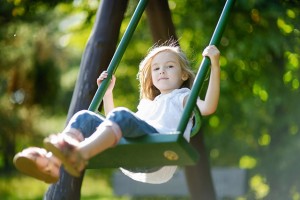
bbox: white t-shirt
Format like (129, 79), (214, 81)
(121, 88), (193, 184)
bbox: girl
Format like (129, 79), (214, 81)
(14, 44), (220, 184)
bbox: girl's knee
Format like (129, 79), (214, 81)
(68, 110), (103, 138)
(73, 110), (96, 121)
(107, 107), (152, 138)
(108, 107), (132, 119)
(111, 107), (130, 113)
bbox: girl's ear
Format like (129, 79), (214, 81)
(181, 72), (189, 81)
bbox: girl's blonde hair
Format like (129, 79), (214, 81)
(137, 44), (195, 100)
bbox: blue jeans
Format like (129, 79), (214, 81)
(66, 107), (157, 138)
(65, 107), (161, 173)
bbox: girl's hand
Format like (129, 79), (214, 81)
(97, 71), (116, 96)
(202, 45), (220, 68)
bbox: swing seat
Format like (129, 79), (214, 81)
(87, 132), (199, 169)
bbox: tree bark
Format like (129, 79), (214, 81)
(44, 1), (128, 199)
(66, 0), (128, 120)
(185, 131), (217, 200)
(146, 1), (216, 199)
(145, 0), (178, 45)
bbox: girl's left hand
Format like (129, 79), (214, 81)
(202, 45), (220, 67)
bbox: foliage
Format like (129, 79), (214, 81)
(0, 0), (300, 199)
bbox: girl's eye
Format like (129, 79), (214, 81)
(168, 65), (174, 68)
(153, 67), (159, 71)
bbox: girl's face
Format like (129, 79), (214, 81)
(151, 51), (187, 94)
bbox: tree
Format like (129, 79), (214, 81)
(44, 1), (128, 199)
(0, 0), (71, 171)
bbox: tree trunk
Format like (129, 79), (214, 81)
(185, 131), (217, 200)
(44, 1), (128, 199)
(145, 0), (178, 45)
(146, 1), (216, 199)
(66, 0), (128, 120)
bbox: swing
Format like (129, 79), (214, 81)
(87, 0), (235, 169)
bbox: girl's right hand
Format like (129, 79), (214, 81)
(97, 71), (116, 95)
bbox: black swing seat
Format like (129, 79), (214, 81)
(87, 132), (199, 169)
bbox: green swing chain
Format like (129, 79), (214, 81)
(178, 0), (236, 137)
(88, 0), (149, 112)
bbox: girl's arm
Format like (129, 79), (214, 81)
(196, 45), (220, 116)
(97, 71), (116, 115)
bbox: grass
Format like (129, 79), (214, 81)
(0, 170), (189, 200)
(0, 169), (124, 200)
(0, 173), (49, 200)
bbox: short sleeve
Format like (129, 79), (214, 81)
(178, 88), (191, 109)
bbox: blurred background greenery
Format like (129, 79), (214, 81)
(0, 0), (300, 199)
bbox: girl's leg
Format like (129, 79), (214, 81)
(13, 110), (97, 182)
(63, 110), (106, 139)
(44, 108), (156, 176)
(44, 110), (107, 176)
(77, 107), (156, 160)
(14, 110), (106, 181)
(105, 107), (161, 173)
(77, 120), (121, 160)
(33, 109), (103, 167)
(107, 107), (157, 138)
